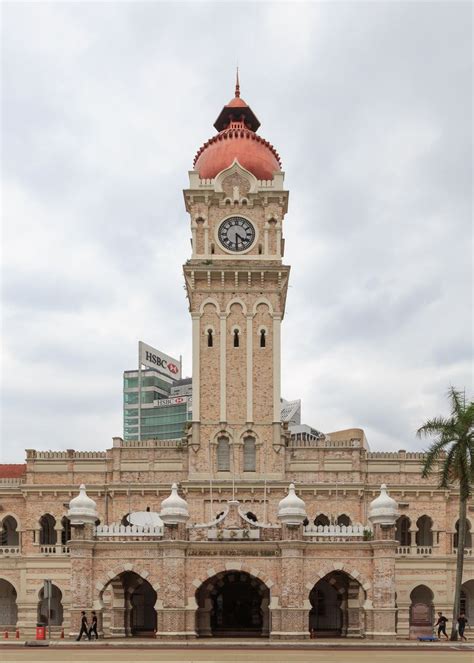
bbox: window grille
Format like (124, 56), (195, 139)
(217, 437), (230, 471)
(243, 436), (256, 472)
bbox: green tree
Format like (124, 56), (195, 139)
(417, 387), (474, 640)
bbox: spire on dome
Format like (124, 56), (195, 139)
(213, 73), (261, 132)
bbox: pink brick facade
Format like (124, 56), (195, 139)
(1, 87), (473, 641)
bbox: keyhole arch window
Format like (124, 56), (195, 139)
(259, 327), (267, 348)
(205, 327), (214, 348)
(232, 328), (240, 348)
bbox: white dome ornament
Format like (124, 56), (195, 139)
(159, 483), (189, 525)
(277, 483), (307, 526)
(67, 484), (98, 525)
(368, 484), (398, 527)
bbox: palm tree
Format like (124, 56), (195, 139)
(417, 387), (474, 640)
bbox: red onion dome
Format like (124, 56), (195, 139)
(193, 75), (282, 181)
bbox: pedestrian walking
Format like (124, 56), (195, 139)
(457, 612), (468, 641)
(435, 612), (449, 640)
(88, 611), (98, 640)
(76, 611), (91, 641)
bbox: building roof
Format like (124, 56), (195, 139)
(193, 77), (281, 181)
(172, 377), (192, 386)
(0, 464), (26, 478)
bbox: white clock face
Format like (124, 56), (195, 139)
(218, 216), (256, 252)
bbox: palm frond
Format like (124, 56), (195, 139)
(447, 386), (465, 417)
(439, 443), (457, 488)
(416, 416), (453, 439)
(421, 437), (453, 478)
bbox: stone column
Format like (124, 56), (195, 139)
(409, 525), (418, 555)
(367, 525), (397, 640)
(68, 523), (95, 637)
(396, 600), (411, 639)
(271, 526), (307, 640)
(156, 524), (194, 639)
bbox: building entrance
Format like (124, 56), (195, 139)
(309, 571), (365, 637)
(196, 571), (270, 638)
(101, 571), (157, 637)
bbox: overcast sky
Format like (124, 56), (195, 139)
(1, 1), (472, 463)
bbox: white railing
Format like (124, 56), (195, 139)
(396, 546), (433, 555)
(40, 545), (69, 554)
(416, 546), (432, 555)
(95, 524), (163, 538)
(396, 546), (411, 555)
(0, 546), (20, 556)
(303, 524), (366, 540)
(453, 548), (473, 557)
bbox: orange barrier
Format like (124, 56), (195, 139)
(60, 628), (64, 639)
(15, 629), (20, 639)
(4, 630), (8, 639)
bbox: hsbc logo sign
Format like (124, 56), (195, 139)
(155, 396), (187, 408)
(145, 352), (179, 375)
(139, 341), (181, 379)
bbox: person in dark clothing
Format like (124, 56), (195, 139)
(435, 612), (449, 640)
(457, 612), (468, 640)
(76, 611), (91, 641)
(88, 611), (98, 640)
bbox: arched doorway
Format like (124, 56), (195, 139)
(0, 579), (17, 626)
(461, 579), (474, 620)
(409, 585), (434, 639)
(101, 571), (157, 637)
(308, 571), (365, 637)
(196, 571), (270, 638)
(37, 584), (63, 626)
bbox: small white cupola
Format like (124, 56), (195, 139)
(277, 482), (307, 525)
(368, 484), (398, 526)
(67, 484), (98, 525)
(159, 483), (189, 525)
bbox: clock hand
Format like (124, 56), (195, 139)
(235, 232), (245, 243)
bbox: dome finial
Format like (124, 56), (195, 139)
(235, 67), (240, 98)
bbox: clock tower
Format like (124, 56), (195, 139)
(183, 77), (290, 485)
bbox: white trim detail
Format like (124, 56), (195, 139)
(273, 316), (281, 421)
(219, 315), (226, 422)
(246, 315), (253, 422)
(192, 314), (200, 421)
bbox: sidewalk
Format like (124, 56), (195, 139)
(0, 637), (473, 650)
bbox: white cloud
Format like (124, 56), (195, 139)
(1, 2), (472, 461)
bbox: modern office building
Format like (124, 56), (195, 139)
(123, 368), (192, 442)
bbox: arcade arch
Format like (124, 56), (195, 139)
(100, 571), (157, 637)
(461, 579), (474, 620)
(0, 579), (17, 626)
(308, 571), (365, 637)
(195, 571), (270, 638)
(409, 585), (434, 636)
(1, 516), (19, 546)
(38, 584), (63, 625)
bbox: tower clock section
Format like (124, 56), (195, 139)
(183, 163), (289, 481)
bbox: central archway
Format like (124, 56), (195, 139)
(196, 571), (270, 638)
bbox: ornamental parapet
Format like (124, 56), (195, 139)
(303, 524), (367, 541)
(94, 523), (164, 540)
